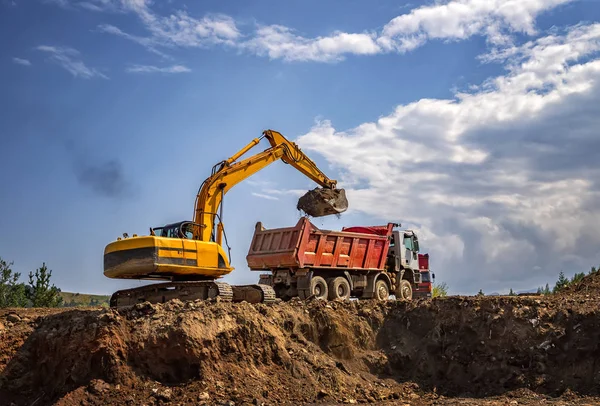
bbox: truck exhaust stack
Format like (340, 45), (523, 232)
(297, 187), (348, 217)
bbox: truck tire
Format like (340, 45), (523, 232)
(327, 277), (351, 300)
(309, 276), (328, 300)
(375, 279), (390, 300)
(396, 279), (413, 300)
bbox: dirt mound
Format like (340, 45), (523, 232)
(378, 296), (600, 397)
(1, 296), (600, 405)
(560, 270), (600, 296)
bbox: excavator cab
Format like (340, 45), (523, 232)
(151, 222), (197, 239)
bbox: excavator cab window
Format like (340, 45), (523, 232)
(165, 226), (179, 238)
(180, 223), (195, 240)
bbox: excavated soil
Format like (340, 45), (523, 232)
(297, 187), (348, 217)
(2, 275), (600, 405)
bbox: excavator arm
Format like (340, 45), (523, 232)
(193, 129), (347, 243)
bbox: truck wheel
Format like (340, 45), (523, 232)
(396, 279), (413, 300)
(309, 276), (328, 300)
(327, 277), (351, 300)
(375, 279), (390, 300)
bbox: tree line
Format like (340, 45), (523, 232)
(534, 267), (594, 295)
(433, 265), (599, 298)
(475, 266), (598, 297)
(0, 256), (63, 308)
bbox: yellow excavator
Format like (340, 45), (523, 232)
(103, 129), (348, 307)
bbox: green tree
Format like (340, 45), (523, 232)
(571, 272), (585, 285)
(553, 271), (569, 293)
(590, 266), (597, 275)
(0, 257), (28, 308)
(432, 281), (449, 298)
(508, 288), (515, 296)
(27, 263), (63, 308)
(477, 289), (485, 296)
(543, 283), (551, 295)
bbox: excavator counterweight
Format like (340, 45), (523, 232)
(104, 129), (347, 307)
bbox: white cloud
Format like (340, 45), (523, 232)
(12, 57), (31, 66)
(125, 64), (191, 73)
(43, 0), (124, 12)
(379, 0), (575, 51)
(76, 0), (574, 62)
(263, 189), (308, 198)
(36, 45), (108, 79)
(97, 24), (170, 59)
(295, 23), (600, 294)
(243, 0), (574, 61)
(242, 26), (381, 62)
(251, 192), (279, 201)
(105, 0), (240, 50)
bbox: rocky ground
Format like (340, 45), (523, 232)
(2, 274), (600, 405)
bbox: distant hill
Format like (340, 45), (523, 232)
(60, 292), (110, 308)
(517, 289), (539, 294)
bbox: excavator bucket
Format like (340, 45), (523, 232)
(297, 187), (348, 217)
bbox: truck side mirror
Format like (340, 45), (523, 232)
(432, 273), (436, 280)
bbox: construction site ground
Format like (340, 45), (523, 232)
(2, 274), (600, 405)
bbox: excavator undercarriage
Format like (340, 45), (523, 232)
(109, 281), (276, 307)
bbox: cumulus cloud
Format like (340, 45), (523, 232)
(36, 45), (108, 79)
(12, 57), (31, 66)
(295, 23), (600, 294)
(51, 0), (574, 62)
(125, 64), (191, 73)
(378, 0), (575, 51)
(245, 0), (575, 61)
(242, 26), (381, 62)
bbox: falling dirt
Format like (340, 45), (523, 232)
(297, 187), (348, 217)
(2, 277), (600, 405)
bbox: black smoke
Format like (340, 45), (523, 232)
(74, 158), (128, 198)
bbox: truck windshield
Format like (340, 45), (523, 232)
(421, 272), (431, 282)
(403, 236), (413, 250)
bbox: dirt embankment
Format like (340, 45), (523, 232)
(1, 279), (600, 405)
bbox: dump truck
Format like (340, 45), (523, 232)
(103, 129), (348, 307)
(414, 254), (433, 298)
(247, 217), (426, 300)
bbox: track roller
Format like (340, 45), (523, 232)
(232, 284), (277, 304)
(109, 280), (234, 307)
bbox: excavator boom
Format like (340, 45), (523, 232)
(193, 129), (347, 244)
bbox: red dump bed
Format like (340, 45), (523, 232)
(246, 217), (395, 271)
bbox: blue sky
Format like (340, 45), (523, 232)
(2, 0), (600, 296)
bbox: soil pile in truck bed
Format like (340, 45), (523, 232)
(1, 294), (600, 406)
